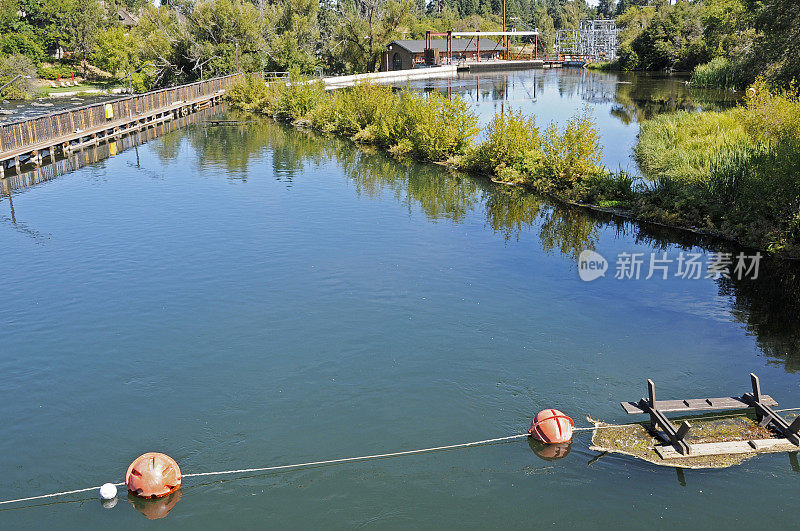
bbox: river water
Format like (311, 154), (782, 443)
(1, 68), (798, 528)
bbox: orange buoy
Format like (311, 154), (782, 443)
(128, 490), (182, 520)
(530, 440), (572, 461)
(126, 452), (182, 499)
(528, 409), (574, 443)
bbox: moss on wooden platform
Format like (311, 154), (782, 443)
(589, 411), (799, 469)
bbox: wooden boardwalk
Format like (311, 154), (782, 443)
(0, 104), (222, 200)
(0, 73), (242, 176)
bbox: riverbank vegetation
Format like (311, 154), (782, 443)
(227, 76), (800, 256)
(635, 82), (800, 254)
(226, 77), (619, 193)
(612, 0), (797, 91)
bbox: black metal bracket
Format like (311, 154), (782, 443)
(743, 373), (800, 446)
(637, 379), (692, 455)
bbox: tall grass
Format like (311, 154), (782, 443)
(691, 57), (745, 89)
(635, 82), (800, 253)
(635, 108), (753, 182)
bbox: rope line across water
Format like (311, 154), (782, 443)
(182, 434), (529, 478)
(6, 406), (800, 508)
(0, 433), (529, 507)
(0, 483), (126, 506)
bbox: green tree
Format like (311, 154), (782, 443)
(91, 26), (138, 77)
(532, 4), (556, 54)
(626, 0), (705, 71)
(700, 0), (751, 58)
(597, 0), (616, 18)
(268, 0), (320, 73)
(334, 0), (415, 73)
(0, 53), (36, 99)
(748, 0), (800, 87)
(191, 0), (265, 73)
(40, 0), (106, 75)
(560, 1), (585, 30)
(135, 4), (195, 85)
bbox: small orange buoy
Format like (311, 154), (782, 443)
(126, 453), (182, 499)
(529, 409), (574, 443)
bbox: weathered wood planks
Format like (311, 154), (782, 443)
(621, 395), (777, 415)
(655, 438), (799, 459)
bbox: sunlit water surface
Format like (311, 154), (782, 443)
(2, 69), (798, 528)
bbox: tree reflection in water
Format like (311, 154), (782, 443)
(182, 113), (800, 372)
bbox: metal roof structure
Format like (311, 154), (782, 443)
(388, 39), (506, 54)
(450, 31), (539, 37)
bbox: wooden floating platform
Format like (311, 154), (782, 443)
(590, 411), (800, 469)
(467, 60), (545, 72)
(590, 373), (800, 468)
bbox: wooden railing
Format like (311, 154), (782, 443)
(0, 73), (243, 155)
(2, 103), (223, 195)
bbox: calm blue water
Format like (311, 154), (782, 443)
(402, 69), (738, 173)
(1, 69), (796, 528)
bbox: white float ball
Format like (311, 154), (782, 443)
(99, 483), (118, 500)
(101, 497), (118, 509)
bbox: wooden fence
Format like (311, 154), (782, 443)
(0, 73), (243, 156)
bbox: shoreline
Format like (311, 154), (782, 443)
(302, 123), (781, 259)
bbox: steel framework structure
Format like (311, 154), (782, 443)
(556, 19), (619, 60)
(424, 30), (541, 64)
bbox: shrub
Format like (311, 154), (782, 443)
(226, 74), (326, 120)
(406, 91), (479, 161)
(743, 79), (800, 143)
(224, 75), (273, 112)
(540, 109), (604, 188)
(316, 83), (396, 138)
(36, 63), (77, 81)
(463, 109), (541, 173)
(0, 54), (36, 100)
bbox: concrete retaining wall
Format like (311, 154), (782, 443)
(323, 66), (457, 89)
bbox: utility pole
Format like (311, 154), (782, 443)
(502, 0), (506, 59)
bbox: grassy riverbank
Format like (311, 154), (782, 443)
(635, 84), (800, 257)
(634, 82), (800, 254)
(226, 76), (800, 257)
